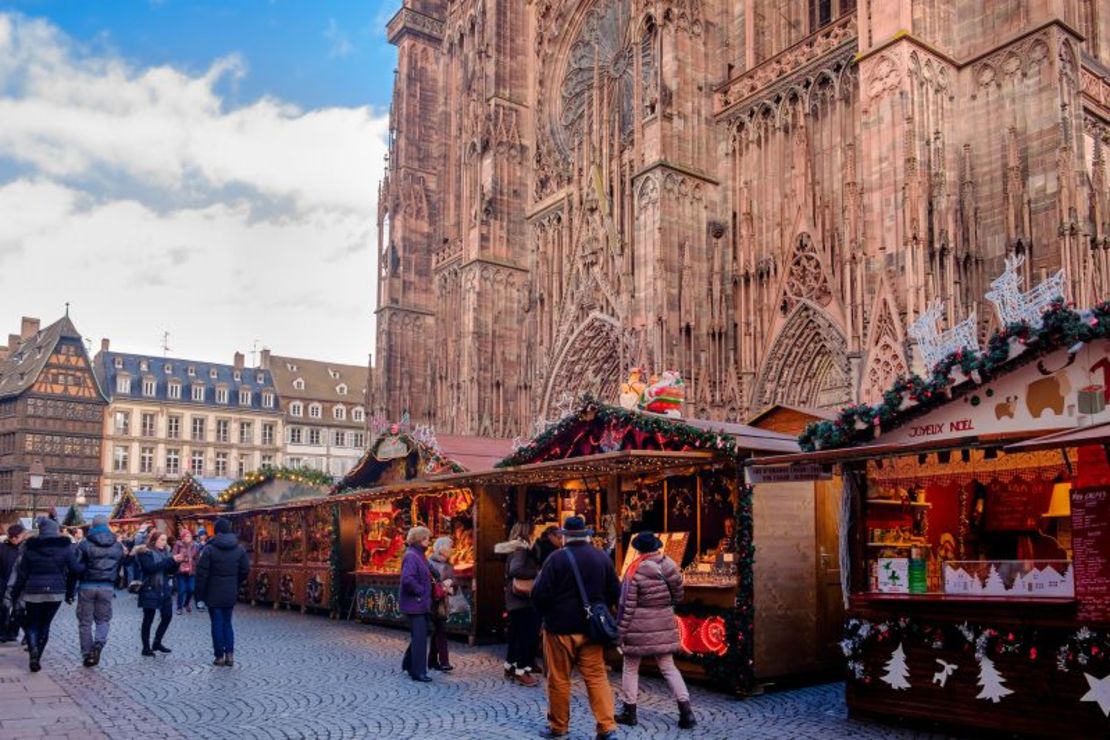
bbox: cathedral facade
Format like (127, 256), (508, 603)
(372, 0), (1110, 437)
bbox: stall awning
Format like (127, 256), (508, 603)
(1003, 421), (1110, 453)
(681, 418), (800, 454)
(753, 430), (1048, 467)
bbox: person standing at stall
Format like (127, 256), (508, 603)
(0, 523), (26, 643)
(427, 536), (456, 672)
(495, 522), (544, 687)
(531, 516), (619, 740)
(67, 515), (127, 667)
(399, 526), (433, 683)
(134, 530), (181, 656)
(173, 528), (198, 615)
(8, 518), (74, 672)
(195, 518), (250, 667)
(615, 530), (696, 730)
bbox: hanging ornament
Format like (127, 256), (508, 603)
(880, 642), (911, 690)
(1080, 672), (1110, 717)
(932, 659), (958, 688)
(975, 656), (1013, 703)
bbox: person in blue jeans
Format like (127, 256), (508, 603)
(172, 529), (198, 614)
(195, 518), (249, 667)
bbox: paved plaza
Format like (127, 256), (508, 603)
(0, 601), (957, 739)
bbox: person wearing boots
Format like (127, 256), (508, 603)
(134, 530), (181, 656)
(494, 522), (545, 687)
(615, 531), (696, 730)
(67, 515), (127, 667)
(0, 523), (26, 643)
(7, 518), (74, 672)
(195, 517), (249, 667)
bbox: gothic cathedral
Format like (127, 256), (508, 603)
(372, 0), (1110, 437)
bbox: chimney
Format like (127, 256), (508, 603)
(8, 334), (21, 353)
(0, 344), (7, 361)
(234, 351), (245, 370)
(259, 348), (271, 370)
(100, 338), (110, 353)
(20, 317), (39, 339)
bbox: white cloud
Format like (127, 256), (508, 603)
(324, 18), (355, 58)
(0, 12), (388, 365)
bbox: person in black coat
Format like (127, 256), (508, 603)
(0, 523), (26, 643)
(67, 515), (128, 666)
(7, 518), (74, 671)
(134, 530), (182, 656)
(195, 518), (249, 667)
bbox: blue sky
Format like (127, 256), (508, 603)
(0, 1), (403, 367)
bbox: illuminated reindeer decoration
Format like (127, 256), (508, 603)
(984, 254), (1067, 329)
(909, 299), (979, 370)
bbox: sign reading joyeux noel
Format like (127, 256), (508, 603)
(881, 342), (1110, 444)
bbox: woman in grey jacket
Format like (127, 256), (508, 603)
(615, 530), (695, 730)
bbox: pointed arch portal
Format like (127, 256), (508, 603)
(541, 312), (631, 418)
(754, 302), (850, 410)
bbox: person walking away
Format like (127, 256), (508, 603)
(195, 518), (249, 667)
(495, 522), (544, 687)
(67, 515), (127, 667)
(427, 536), (456, 672)
(135, 530), (181, 656)
(615, 531), (696, 730)
(0, 524), (26, 643)
(194, 528), (209, 611)
(173, 529), (198, 614)
(399, 526), (433, 682)
(531, 516), (620, 740)
(8, 518), (73, 671)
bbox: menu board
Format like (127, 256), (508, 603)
(1071, 486), (1110, 621)
(985, 479), (1051, 531)
(619, 531), (689, 578)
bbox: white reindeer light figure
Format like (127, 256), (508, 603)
(909, 299), (979, 370)
(984, 254), (1067, 329)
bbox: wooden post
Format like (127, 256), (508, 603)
(607, 474), (622, 567)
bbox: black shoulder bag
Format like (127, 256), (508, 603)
(564, 548), (618, 646)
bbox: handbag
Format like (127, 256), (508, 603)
(564, 548), (618, 646)
(511, 578), (534, 596)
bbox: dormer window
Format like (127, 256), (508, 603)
(233, 370), (241, 382)
(290, 402), (303, 417)
(334, 405), (346, 421)
(336, 383), (348, 396)
(139, 360), (148, 372)
(164, 362), (173, 374)
(191, 384), (205, 402)
(308, 403), (322, 419)
(328, 369), (340, 379)
(286, 362), (298, 372)
(209, 368), (218, 380)
(256, 373), (265, 384)
(262, 391), (275, 409)
(116, 376), (131, 394)
(293, 378), (305, 391)
(113, 357), (123, 369)
(216, 387), (229, 404)
(352, 407), (365, 422)
(142, 377), (156, 397)
(187, 365), (196, 377)
(168, 381), (182, 400)
(239, 389), (252, 406)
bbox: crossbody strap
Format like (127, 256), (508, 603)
(563, 548), (593, 617)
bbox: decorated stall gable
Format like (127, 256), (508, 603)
(219, 466), (333, 508)
(110, 488), (142, 520)
(800, 300), (1110, 451)
(333, 425), (465, 494)
(168, 474), (221, 508)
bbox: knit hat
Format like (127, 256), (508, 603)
(631, 530), (664, 553)
(91, 515), (109, 527)
(37, 517), (60, 537)
(214, 518), (232, 535)
(559, 516), (592, 538)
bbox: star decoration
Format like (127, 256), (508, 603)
(1080, 672), (1110, 717)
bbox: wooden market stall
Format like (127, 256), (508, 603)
(109, 488), (174, 537)
(461, 398), (803, 693)
(757, 299), (1110, 737)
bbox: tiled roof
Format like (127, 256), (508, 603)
(437, 435), (514, 471)
(0, 315), (106, 401)
(268, 355), (367, 405)
(135, 490), (173, 512)
(96, 351), (277, 411)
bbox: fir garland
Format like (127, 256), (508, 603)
(219, 465), (334, 505)
(800, 300), (1110, 452)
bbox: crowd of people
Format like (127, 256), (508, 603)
(399, 515), (697, 739)
(0, 513), (249, 671)
(3, 509), (697, 739)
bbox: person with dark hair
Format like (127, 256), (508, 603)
(8, 518), (74, 671)
(173, 528), (198, 614)
(195, 517), (249, 667)
(0, 523), (26, 643)
(495, 522), (549, 687)
(134, 530), (181, 656)
(615, 531), (695, 730)
(531, 516), (620, 740)
(68, 515), (127, 667)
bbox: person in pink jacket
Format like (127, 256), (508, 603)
(615, 530), (696, 730)
(172, 529), (199, 614)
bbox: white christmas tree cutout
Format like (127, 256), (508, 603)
(881, 642), (911, 690)
(1080, 672), (1110, 717)
(976, 656), (1013, 702)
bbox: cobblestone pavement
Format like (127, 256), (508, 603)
(0, 599), (959, 740)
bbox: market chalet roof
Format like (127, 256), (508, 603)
(95, 350), (277, 411)
(0, 314), (107, 401)
(268, 354), (367, 405)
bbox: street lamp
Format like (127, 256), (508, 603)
(27, 459), (45, 525)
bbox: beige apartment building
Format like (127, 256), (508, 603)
(93, 343), (284, 504)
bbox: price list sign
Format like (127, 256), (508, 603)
(1071, 487), (1110, 622)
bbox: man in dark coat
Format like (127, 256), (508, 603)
(67, 515), (127, 666)
(195, 518), (249, 667)
(531, 516), (620, 740)
(0, 523), (26, 642)
(8, 518), (74, 671)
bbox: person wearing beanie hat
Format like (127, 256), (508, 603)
(172, 528), (198, 615)
(8, 517), (74, 671)
(614, 530), (695, 730)
(0, 523), (27, 643)
(531, 516), (620, 740)
(68, 514), (127, 666)
(195, 517), (249, 667)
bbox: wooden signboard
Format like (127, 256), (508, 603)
(1071, 486), (1110, 622)
(985, 479), (1050, 532)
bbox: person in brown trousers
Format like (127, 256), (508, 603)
(615, 530), (696, 730)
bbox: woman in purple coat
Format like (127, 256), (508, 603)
(399, 526), (433, 682)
